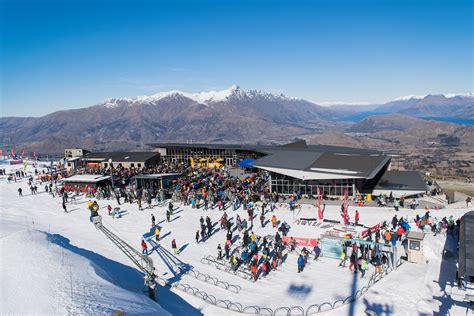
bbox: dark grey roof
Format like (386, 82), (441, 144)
(309, 152), (390, 178)
(150, 140), (381, 155)
(252, 150), (389, 178)
(375, 171), (426, 191)
(459, 211), (474, 277)
(84, 152), (159, 162)
(251, 151), (323, 170)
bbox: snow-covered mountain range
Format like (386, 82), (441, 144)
(0, 85), (472, 153)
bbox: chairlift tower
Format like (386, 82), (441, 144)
(91, 216), (157, 300)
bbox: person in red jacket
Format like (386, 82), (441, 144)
(355, 210), (360, 225)
(141, 239), (148, 255)
(396, 226), (404, 241)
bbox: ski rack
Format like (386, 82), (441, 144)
(91, 215), (157, 300)
(200, 255), (254, 280)
(148, 240), (242, 293)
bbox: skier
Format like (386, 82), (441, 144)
(107, 204), (112, 216)
(355, 210), (360, 226)
(18, 188), (22, 197)
(171, 239), (179, 255)
(151, 214), (156, 227)
(166, 209), (171, 222)
(260, 212), (265, 227)
(62, 200), (67, 213)
(141, 239), (148, 255)
(195, 230), (200, 243)
(168, 202), (174, 215)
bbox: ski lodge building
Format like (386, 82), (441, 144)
(151, 140), (426, 198)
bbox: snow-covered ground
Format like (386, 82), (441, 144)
(1, 163), (472, 315)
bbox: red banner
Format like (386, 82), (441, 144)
(317, 186), (322, 220)
(282, 236), (319, 248)
(361, 223), (381, 238)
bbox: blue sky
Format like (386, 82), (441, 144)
(1, 0), (472, 117)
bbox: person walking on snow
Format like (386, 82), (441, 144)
(154, 226), (160, 241)
(195, 230), (200, 243)
(217, 244), (223, 260)
(297, 254), (305, 273)
(18, 188), (22, 197)
(355, 210), (360, 225)
(62, 200), (67, 213)
(151, 214), (156, 227)
(172, 239), (179, 255)
(271, 215), (277, 228)
(166, 210), (171, 222)
(141, 239), (148, 255)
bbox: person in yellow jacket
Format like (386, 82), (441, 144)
(250, 232), (256, 242)
(154, 227), (160, 242)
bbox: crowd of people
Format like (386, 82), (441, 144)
(7, 160), (469, 287)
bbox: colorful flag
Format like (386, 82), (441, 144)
(317, 186), (322, 220)
(10, 147), (14, 157)
(0, 149), (3, 156)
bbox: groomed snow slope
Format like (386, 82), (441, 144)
(0, 214), (170, 316)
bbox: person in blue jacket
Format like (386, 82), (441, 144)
(297, 254), (305, 273)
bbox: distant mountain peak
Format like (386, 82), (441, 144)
(392, 93), (472, 102)
(97, 85), (299, 108)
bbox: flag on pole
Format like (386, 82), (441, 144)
(10, 147), (15, 158)
(317, 186), (322, 220)
(343, 188), (348, 220)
